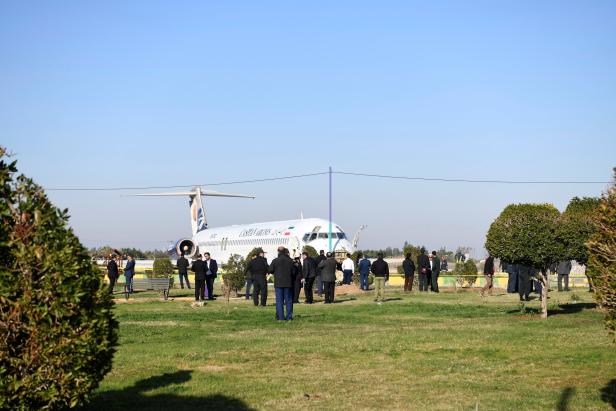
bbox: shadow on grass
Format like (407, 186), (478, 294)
(83, 370), (255, 411)
(601, 379), (616, 410)
(550, 303), (597, 315)
(556, 387), (575, 411)
(506, 303), (597, 317)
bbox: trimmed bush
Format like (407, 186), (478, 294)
(454, 260), (478, 288)
(222, 254), (246, 297)
(463, 260), (478, 287)
(0, 147), (117, 409)
(152, 258), (175, 288)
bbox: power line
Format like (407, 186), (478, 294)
(334, 171), (611, 185)
(43, 170), (610, 191)
(45, 172), (329, 191)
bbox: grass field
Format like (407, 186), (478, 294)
(83, 287), (616, 411)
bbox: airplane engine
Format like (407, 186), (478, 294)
(171, 238), (199, 259)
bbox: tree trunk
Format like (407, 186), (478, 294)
(540, 269), (549, 319)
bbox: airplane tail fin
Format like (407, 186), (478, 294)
(127, 187), (254, 236)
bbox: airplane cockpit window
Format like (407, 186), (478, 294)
(318, 233), (328, 239)
(302, 233), (310, 242)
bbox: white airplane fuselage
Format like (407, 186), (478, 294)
(176, 217), (354, 263)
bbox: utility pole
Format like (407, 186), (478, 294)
(328, 166), (332, 252)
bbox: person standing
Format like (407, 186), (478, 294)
(402, 252), (416, 292)
(481, 255), (495, 296)
(417, 248), (430, 292)
(371, 252), (389, 302)
(301, 252), (317, 304)
(292, 257), (303, 303)
(341, 253), (355, 285)
(244, 255), (255, 300)
(318, 252), (338, 304)
(440, 256), (449, 272)
(106, 255), (119, 295)
(505, 262), (518, 293)
(203, 252), (218, 300)
(176, 253), (191, 290)
(246, 250), (269, 306)
(430, 251), (440, 293)
(518, 265), (531, 302)
(269, 246), (295, 320)
(315, 250), (326, 297)
(557, 260), (572, 292)
(531, 267), (542, 296)
(191, 254), (207, 301)
(124, 255), (135, 294)
(358, 253), (371, 291)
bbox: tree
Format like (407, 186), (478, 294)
(402, 243), (423, 260)
(560, 197), (600, 264)
(559, 196), (600, 289)
(222, 254), (246, 297)
(587, 169), (616, 338)
(485, 203), (563, 318)
(0, 147), (117, 409)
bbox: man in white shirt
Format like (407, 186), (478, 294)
(341, 253), (355, 285)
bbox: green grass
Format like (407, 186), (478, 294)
(84, 288), (616, 411)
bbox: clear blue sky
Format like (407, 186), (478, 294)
(2, 1), (615, 256)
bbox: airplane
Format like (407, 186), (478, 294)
(130, 187), (357, 263)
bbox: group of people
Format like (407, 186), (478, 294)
(105, 254), (135, 294)
(176, 252), (219, 301)
(400, 248), (446, 293)
(108, 251), (581, 309)
(242, 249), (392, 320)
(503, 260), (575, 301)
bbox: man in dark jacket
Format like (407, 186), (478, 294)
(417, 248), (430, 292)
(518, 265), (531, 302)
(203, 252), (218, 300)
(191, 254), (207, 301)
(107, 255), (119, 295)
(301, 252), (317, 304)
(371, 252), (389, 302)
(176, 253), (190, 290)
(246, 250), (269, 306)
(318, 252), (338, 304)
(269, 247), (295, 320)
(481, 255), (495, 296)
(505, 262), (518, 293)
(315, 250), (326, 297)
(556, 260), (572, 292)
(440, 256), (449, 272)
(358, 253), (371, 291)
(402, 252), (416, 292)
(124, 255), (135, 293)
(430, 251), (440, 293)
